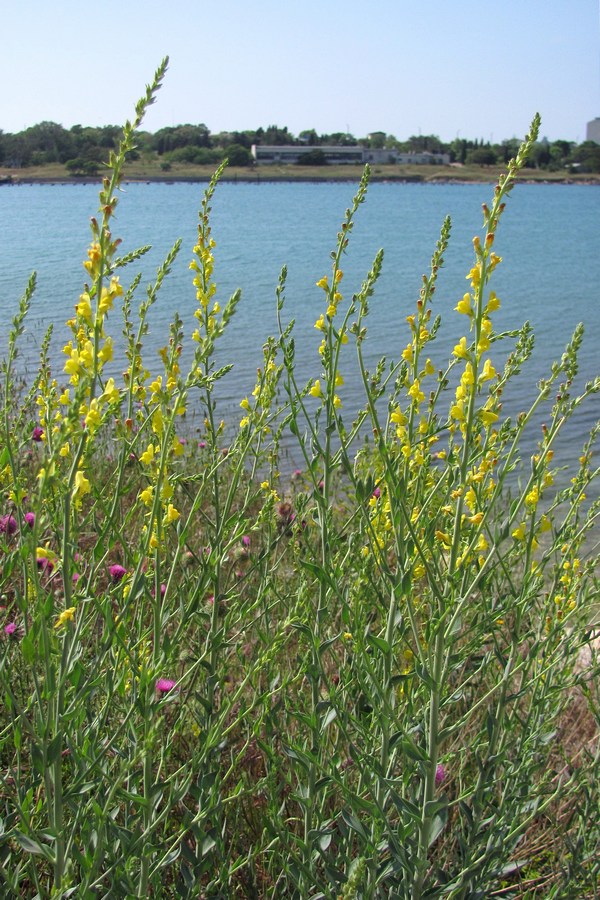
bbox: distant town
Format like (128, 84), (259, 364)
(1, 119), (599, 176)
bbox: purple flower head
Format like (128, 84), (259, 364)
(198, 441), (207, 449)
(37, 557), (54, 574)
(151, 583), (167, 598)
(241, 535), (251, 548)
(435, 764), (446, 786)
(109, 564), (127, 584)
(372, 486), (381, 499)
(0, 515), (17, 536)
(4, 622), (17, 636)
(24, 512), (35, 529)
(32, 426), (44, 442)
(156, 677), (177, 695)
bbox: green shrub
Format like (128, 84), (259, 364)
(1, 59), (598, 898)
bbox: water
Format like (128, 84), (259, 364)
(1, 179), (599, 475)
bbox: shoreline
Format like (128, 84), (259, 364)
(2, 168), (599, 188)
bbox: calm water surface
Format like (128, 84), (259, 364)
(1, 180), (599, 478)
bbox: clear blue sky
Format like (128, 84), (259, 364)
(3, 0), (599, 142)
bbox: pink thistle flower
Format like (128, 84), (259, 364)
(435, 764), (446, 786)
(372, 486), (381, 499)
(241, 535), (251, 548)
(24, 512), (35, 529)
(151, 583), (167, 598)
(32, 426), (44, 442)
(109, 564), (127, 584)
(156, 678), (177, 695)
(0, 515), (17, 536)
(4, 622), (17, 637)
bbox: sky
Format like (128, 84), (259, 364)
(2, 0), (599, 143)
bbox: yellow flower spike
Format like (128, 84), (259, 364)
(391, 407), (407, 426)
(318, 339), (326, 356)
(139, 487), (153, 506)
(239, 416), (250, 429)
(326, 304), (337, 318)
(455, 293), (473, 315)
(316, 276), (329, 290)
(54, 607), (76, 629)
(314, 314), (326, 332)
(402, 343), (414, 362)
(424, 359), (435, 376)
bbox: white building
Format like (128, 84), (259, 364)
(586, 118), (600, 143)
(251, 145), (450, 166)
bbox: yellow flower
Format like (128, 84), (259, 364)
(310, 379), (324, 399)
(140, 487), (153, 506)
(314, 314), (326, 331)
(512, 523), (527, 541)
(480, 359), (497, 382)
(486, 291), (501, 312)
(140, 444), (155, 466)
(525, 486), (539, 509)
(424, 358), (435, 376)
(316, 276), (329, 291)
(455, 294), (473, 315)
(402, 343), (414, 362)
(54, 607), (76, 629)
(73, 470), (91, 501)
(408, 380), (424, 404)
(333, 395), (342, 409)
(239, 416), (250, 429)
(164, 504), (180, 525)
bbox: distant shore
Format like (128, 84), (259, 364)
(1, 162), (599, 187)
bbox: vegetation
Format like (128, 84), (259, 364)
(1, 113), (599, 176)
(1, 61), (599, 898)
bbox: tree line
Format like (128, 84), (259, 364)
(1, 121), (599, 173)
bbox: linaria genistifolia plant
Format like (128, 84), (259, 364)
(0, 63), (598, 899)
